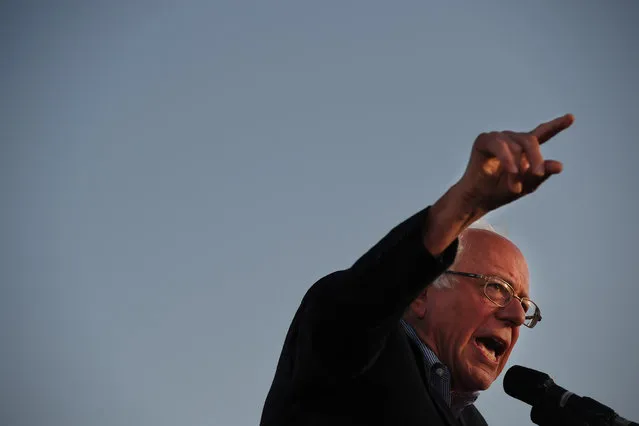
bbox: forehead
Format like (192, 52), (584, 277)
(456, 229), (530, 295)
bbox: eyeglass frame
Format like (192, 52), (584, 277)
(443, 270), (542, 328)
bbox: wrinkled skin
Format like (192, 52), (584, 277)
(407, 228), (530, 392)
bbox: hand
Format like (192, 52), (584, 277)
(457, 114), (575, 213)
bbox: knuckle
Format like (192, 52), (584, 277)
(475, 132), (489, 143)
(529, 134), (540, 145)
(476, 131), (502, 147)
(517, 135), (530, 147)
(520, 134), (539, 149)
(506, 138), (522, 151)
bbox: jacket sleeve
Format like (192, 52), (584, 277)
(292, 206), (459, 382)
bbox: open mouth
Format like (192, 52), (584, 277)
(474, 336), (507, 362)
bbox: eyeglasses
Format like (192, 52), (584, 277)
(444, 271), (542, 328)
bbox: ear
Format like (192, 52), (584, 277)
(408, 288), (429, 319)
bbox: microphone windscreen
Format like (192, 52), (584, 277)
(503, 365), (553, 406)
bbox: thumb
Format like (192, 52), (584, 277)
(521, 159), (563, 193)
(542, 159), (563, 175)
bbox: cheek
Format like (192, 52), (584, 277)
(457, 297), (495, 330)
(427, 290), (497, 349)
(456, 303), (503, 360)
(450, 301), (492, 349)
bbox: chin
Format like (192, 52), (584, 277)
(456, 366), (496, 392)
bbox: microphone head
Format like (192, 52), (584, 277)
(503, 365), (555, 406)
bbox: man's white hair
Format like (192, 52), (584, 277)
(430, 219), (507, 289)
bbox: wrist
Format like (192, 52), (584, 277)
(449, 181), (489, 220)
(422, 183), (486, 256)
(434, 180), (488, 224)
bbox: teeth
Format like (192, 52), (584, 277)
(476, 339), (497, 362)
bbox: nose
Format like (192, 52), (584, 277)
(496, 297), (526, 326)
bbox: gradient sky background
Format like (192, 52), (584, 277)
(3, 2), (639, 425)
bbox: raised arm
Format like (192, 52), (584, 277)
(297, 114), (575, 377)
(424, 113), (574, 255)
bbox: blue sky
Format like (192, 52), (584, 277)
(3, 2), (638, 425)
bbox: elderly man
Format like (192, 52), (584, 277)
(260, 114), (574, 426)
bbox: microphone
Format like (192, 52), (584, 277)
(503, 365), (637, 426)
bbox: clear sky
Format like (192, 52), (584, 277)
(2, 1), (638, 425)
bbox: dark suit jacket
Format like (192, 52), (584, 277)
(260, 207), (488, 426)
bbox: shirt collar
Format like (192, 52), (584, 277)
(400, 319), (479, 417)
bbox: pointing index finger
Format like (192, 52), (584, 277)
(530, 114), (575, 144)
